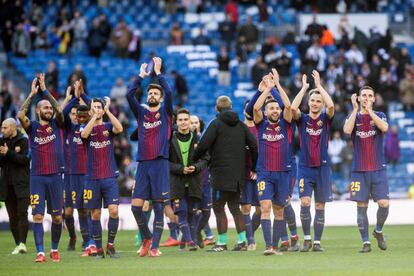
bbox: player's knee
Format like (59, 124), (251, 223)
(108, 208), (118, 218)
(378, 200), (389, 208)
(33, 214), (44, 223)
(301, 197), (311, 207)
(91, 209), (101, 220)
(52, 215), (62, 224)
(357, 201), (368, 208)
(78, 208), (87, 217)
(260, 202), (272, 215)
(315, 202), (325, 210)
(64, 208), (74, 216)
(241, 204), (251, 215)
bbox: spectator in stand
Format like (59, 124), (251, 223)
(193, 27), (211, 45)
(171, 23), (184, 45)
(219, 14), (236, 51)
(345, 43), (364, 65)
(99, 14), (111, 50)
(34, 31), (49, 50)
(320, 25), (334, 46)
(87, 18), (105, 58)
(110, 78), (128, 108)
(250, 56), (267, 88)
(12, 23), (30, 57)
(171, 71), (189, 107)
(0, 81), (17, 124)
(353, 27), (368, 54)
(239, 16), (259, 53)
(257, 0), (268, 22)
(111, 19), (132, 58)
(57, 19), (72, 55)
(397, 47), (412, 78)
(67, 64), (87, 90)
(273, 48), (292, 86)
(225, 0), (239, 25)
(281, 26), (296, 45)
(217, 46), (231, 86)
(339, 140), (353, 179)
(384, 125), (400, 167)
(1, 20), (14, 63)
(236, 36), (249, 80)
(45, 60), (59, 97)
(70, 11), (87, 53)
(399, 66), (414, 111)
(304, 14), (323, 39)
(182, 0), (201, 13)
(305, 40), (327, 73)
(128, 30), (141, 61)
(328, 131), (346, 173)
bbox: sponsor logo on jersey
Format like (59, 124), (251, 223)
(73, 136), (83, 145)
(263, 133), (285, 142)
(90, 140), (111, 148)
(143, 120), (162, 129)
(34, 134), (57, 145)
(356, 130), (377, 138)
(306, 127), (322, 136)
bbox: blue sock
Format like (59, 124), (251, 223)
(272, 219), (286, 247)
(243, 214), (254, 245)
(151, 202), (164, 249)
(280, 219), (289, 242)
(131, 205), (152, 240)
(313, 209), (325, 242)
(167, 222), (178, 240)
(204, 223), (213, 238)
(284, 204), (297, 236)
(65, 215), (76, 239)
(51, 222), (62, 250)
(300, 205), (311, 237)
(79, 214), (90, 245)
(107, 217), (119, 244)
(178, 211), (192, 243)
(87, 214), (94, 244)
(376, 207), (389, 232)
(33, 222), (44, 253)
(261, 219), (272, 247)
(357, 206), (369, 243)
(252, 212), (261, 232)
(92, 220), (102, 249)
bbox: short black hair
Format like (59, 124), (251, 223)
(177, 108), (190, 116)
(90, 98), (105, 109)
(264, 99), (279, 108)
(77, 105), (90, 112)
(358, 85), (375, 95)
(309, 89), (320, 97)
(147, 83), (163, 97)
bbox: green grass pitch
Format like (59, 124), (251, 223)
(0, 225), (413, 275)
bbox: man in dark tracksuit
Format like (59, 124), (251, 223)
(0, 118), (30, 254)
(170, 108), (208, 251)
(192, 96), (258, 252)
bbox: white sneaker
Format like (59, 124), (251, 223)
(247, 243), (257, 251)
(11, 245), (20, 255)
(18, 243), (27, 254)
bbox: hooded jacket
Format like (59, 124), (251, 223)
(192, 109), (258, 193)
(0, 131), (30, 200)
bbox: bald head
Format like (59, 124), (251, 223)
(1, 118), (17, 138)
(37, 99), (51, 109)
(36, 99), (54, 122)
(216, 96), (232, 112)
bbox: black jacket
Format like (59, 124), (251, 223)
(170, 130), (209, 200)
(192, 110), (258, 193)
(0, 131), (30, 200)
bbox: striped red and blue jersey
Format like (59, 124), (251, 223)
(256, 118), (292, 172)
(351, 112), (387, 171)
(28, 120), (64, 175)
(63, 130), (71, 174)
(246, 125), (258, 179)
(70, 124), (87, 175)
(127, 74), (173, 161)
(297, 112), (331, 167)
(84, 123), (119, 180)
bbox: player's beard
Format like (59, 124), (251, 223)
(39, 112), (53, 121)
(147, 100), (159, 107)
(268, 114), (279, 123)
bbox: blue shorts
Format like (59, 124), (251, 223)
(172, 196), (200, 214)
(289, 161), (297, 196)
(350, 170), (389, 202)
(84, 177), (119, 209)
(71, 174), (86, 209)
(133, 158), (170, 201)
(298, 165), (332, 203)
(241, 179), (260, 206)
(64, 174), (73, 208)
(201, 184), (212, 210)
(257, 171), (290, 206)
(30, 174), (64, 216)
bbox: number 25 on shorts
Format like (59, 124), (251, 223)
(350, 181), (361, 192)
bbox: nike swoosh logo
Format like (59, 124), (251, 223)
(162, 192), (168, 195)
(356, 124), (363, 126)
(113, 199), (118, 202)
(36, 129), (43, 132)
(90, 133), (97, 136)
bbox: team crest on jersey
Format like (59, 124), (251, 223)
(155, 112), (160, 119)
(46, 127), (53, 133)
(103, 130), (109, 137)
(317, 120), (323, 127)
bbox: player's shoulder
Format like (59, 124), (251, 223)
(374, 111), (387, 120)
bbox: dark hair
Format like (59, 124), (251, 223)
(309, 88), (320, 97)
(77, 105), (90, 112)
(199, 118), (205, 133)
(244, 99), (253, 120)
(147, 83), (163, 97)
(90, 97), (105, 108)
(177, 108), (190, 116)
(358, 85), (375, 95)
(264, 99), (279, 107)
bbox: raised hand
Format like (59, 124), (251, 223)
(66, 85), (73, 99)
(302, 74), (310, 91)
(139, 63), (150, 79)
(351, 93), (359, 111)
(104, 96), (111, 113)
(271, 68), (280, 86)
(30, 78), (39, 95)
(312, 70), (321, 87)
(263, 74), (275, 90)
(74, 80), (82, 98)
(37, 73), (46, 91)
(153, 57), (162, 75)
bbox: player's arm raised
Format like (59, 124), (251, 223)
(253, 74), (272, 124)
(313, 70), (334, 118)
(272, 68), (292, 123)
(245, 79), (267, 118)
(38, 73), (64, 127)
(366, 99), (389, 133)
(127, 63), (148, 119)
(104, 96), (123, 134)
(343, 93), (359, 135)
(81, 100), (99, 139)
(154, 57), (173, 115)
(291, 74), (309, 121)
(18, 77), (38, 130)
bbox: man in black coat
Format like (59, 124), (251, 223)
(192, 96), (258, 252)
(0, 118), (30, 254)
(169, 108), (209, 251)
